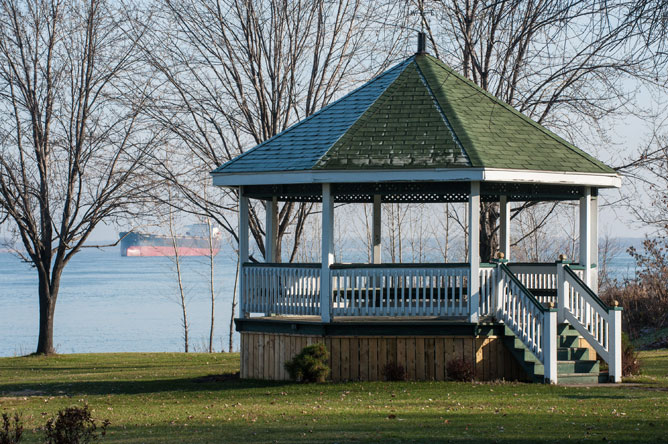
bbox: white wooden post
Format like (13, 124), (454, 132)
(372, 194), (382, 264)
(579, 187), (592, 286)
(556, 261), (568, 324)
(238, 187), (250, 318)
(590, 193), (599, 293)
(609, 304), (623, 382)
(264, 197), (278, 262)
(495, 264), (505, 320)
(321, 184), (334, 323)
(469, 182), (480, 323)
(499, 195), (511, 261)
(542, 306), (558, 384)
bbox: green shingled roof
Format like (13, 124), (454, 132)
(215, 54), (615, 175)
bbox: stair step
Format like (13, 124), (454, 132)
(557, 323), (580, 336)
(558, 360), (599, 374)
(559, 335), (580, 348)
(557, 373), (600, 385)
(557, 347), (590, 360)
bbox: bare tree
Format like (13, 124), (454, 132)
(167, 199), (189, 353)
(411, 0), (668, 261)
(205, 215), (216, 353)
(0, 0), (156, 354)
(140, 0), (406, 264)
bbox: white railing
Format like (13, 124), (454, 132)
(497, 264), (547, 363)
(560, 265), (622, 381)
(242, 263), (321, 315)
(330, 264), (469, 317)
(508, 263), (586, 306)
(479, 265), (496, 317)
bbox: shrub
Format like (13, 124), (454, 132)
(446, 357), (475, 381)
(601, 237), (668, 338)
(0, 413), (23, 444)
(382, 362), (406, 381)
(44, 405), (109, 444)
(284, 343), (330, 382)
(622, 332), (641, 376)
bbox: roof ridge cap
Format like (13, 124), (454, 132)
(420, 54), (615, 173)
(214, 57), (414, 173)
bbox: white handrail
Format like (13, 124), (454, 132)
(330, 265), (469, 317)
(498, 265), (546, 362)
(560, 265), (622, 381)
(242, 264), (321, 315)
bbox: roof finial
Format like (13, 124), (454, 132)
(417, 32), (427, 55)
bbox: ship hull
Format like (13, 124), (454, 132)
(120, 231), (220, 257)
(125, 245), (220, 257)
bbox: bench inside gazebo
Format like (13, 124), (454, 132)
(212, 35), (623, 385)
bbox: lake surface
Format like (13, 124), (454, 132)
(0, 246), (638, 357)
(0, 248), (239, 356)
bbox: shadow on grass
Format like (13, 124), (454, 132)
(94, 412), (667, 444)
(0, 374), (295, 396)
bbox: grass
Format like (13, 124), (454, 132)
(632, 327), (668, 350)
(0, 351), (666, 443)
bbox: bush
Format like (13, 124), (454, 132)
(44, 405), (109, 444)
(601, 237), (668, 338)
(446, 357), (475, 381)
(382, 362), (406, 381)
(622, 332), (641, 376)
(0, 413), (23, 444)
(284, 343), (330, 382)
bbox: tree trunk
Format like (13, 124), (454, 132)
(229, 259), (239, 353)
(480, 203), (500, 262)
(36, 271), (58, 355)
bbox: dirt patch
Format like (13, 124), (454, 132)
(193, 372), (240, 383)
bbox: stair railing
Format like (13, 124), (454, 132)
(496, 263), (558, 383)
(557, 263), (623, 382)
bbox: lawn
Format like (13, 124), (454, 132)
(1, 351), (667, 443)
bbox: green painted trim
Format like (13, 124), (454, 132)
(235, 318), (505, 337)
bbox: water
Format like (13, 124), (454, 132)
(0, 245), (639, 357)
(0, 247), (239, 357)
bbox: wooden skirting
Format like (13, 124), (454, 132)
(240, 332), (527, 382)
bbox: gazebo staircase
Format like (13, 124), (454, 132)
(503, 323), (605, 384)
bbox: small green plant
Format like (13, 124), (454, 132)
(446, 357), (475, 381)
(1, 413), (23, 444)
(284, 343), (330, 382)
(622, 332), (641, 376)
(382, 361), (406, 381)
(44, 405), (109, 444)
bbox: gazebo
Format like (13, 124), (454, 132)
(212, 36), (623, 384)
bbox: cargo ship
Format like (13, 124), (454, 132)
(120, 224), (221, 257)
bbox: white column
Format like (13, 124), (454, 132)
(579, 187), (592, 286)
(542, 307), (558, 384)
(372, 194), (382, 264)
(238, 187), (250, 318)
(320, 184), (334, 323)
(609, 304), (623, 382)
(590, 193), (599, 293)
(264, 197), (278, 262)
(468, 182), (480, 323)
(499, 195), (510, 261)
